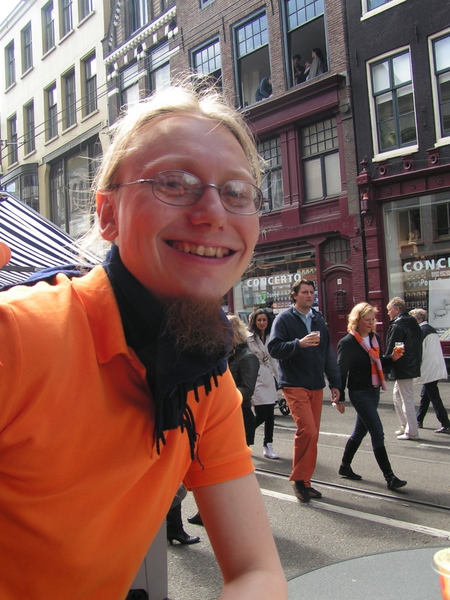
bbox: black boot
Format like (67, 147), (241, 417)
(187, 511), (203, 526)
(339, 438), (362, 480)
(166, 503), (200, 545)
(373, 445), (407, 490)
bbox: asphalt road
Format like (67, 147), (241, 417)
(166, 380), (450, 600)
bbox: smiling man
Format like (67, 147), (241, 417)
(0, 85), (287, 600)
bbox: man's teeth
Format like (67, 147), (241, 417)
(174, 242), (228, 258)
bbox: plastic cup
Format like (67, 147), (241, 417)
(311, 331), (320, 346)
(433, 548), (450, 600)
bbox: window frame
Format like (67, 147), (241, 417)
(79, 0), (93, 20)
(42, 2), (56, 55)
(82, 52), (97, 117)
(60, 0), (73, 37)
(45, 82), (58, 141)
(146, 41), (170, 94)
(62, 68), (77, 130)
(301, 117), (342, 204)
(7, 114), (18, 166)
(367, 47), (418, 161)
(429, 29), (450, 146)
(129, 0), (148, 35)
(191, 38), (221, 85)
(361, 0), (407, 19)
(5, 41), (15, 89)
(258, 137), (284, 213)
(119, 61), (141, 111)
(233, 10), (270, 108)
(21, 23), (33, 74)
(24, 100), (36, 155)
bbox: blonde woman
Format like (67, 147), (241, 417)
(337, 302), (407, 490)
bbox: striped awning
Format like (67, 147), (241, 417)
(0, 191), (101, 288)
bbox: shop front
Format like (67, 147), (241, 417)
(383, 190), (450, 334)
(231, 247), (317, 322)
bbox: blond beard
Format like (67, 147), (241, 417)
(163, 296), (231, 357)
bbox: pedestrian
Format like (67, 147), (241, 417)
(409, 308), (450, 433)
(337, 302), (407, 490)
(268, 279), (341, 503)
(386, 297), (423, 440)
(306, 47), (325, 80)
(166, 484), (200, 545)
(292, 54), (307, 85)
(247, 308), (280, 459)
(0, 83), (287, 599)
(228, 314), (259, 446)
(255, 75), (273, 101)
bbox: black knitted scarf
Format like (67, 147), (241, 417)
(103, 245), (231, 458)
(4, 245), (231, 459)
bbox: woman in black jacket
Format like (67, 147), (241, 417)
(228, 315), (259, 446)
(337, 303), (407, 490)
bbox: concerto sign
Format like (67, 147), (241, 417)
(403, 257), (450, 272)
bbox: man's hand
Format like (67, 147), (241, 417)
(299, 332), (320, 347)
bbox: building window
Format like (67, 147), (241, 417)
(258, 137), (284, 212)
(431, 33), (450, 141)
(323, 238), (350, 263)
(5, 41), (15, 88)
(435, 203), (450, 239)
(130, 0), (148, 35)
(235, 12), (270, 107)
(50, 140), (102, 236)
(362, 0), (407, 17)
(302, 118), (341, 203)
(7, 114), (18, 166)
(120, 62), (141, 111)
(147, 41), (170, 93)
(45, 83), (58, 141)
(24, 101), (35, 155)
(192, 39), (221, 86)
(79, 0), (93, 20)
(62, 68), (76, 129)
(284, 0), (327, 88)
(21, 23), (33, 74)
(60, 0), (73, 37)
(370, 50), (417, 154)
(82, 52), (97, 117)
(42, 2), (55, 54)
(200, 0), (215, 7)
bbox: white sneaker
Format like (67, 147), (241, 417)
(263, 443), (279, 459)
(395, 425), (405, 435)
(397, 433), (419, 440)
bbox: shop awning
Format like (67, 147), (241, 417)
(0, 191), (101, 289)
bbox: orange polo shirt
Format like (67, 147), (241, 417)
(0, 267), (253, 599)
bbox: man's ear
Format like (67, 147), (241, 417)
(96, 191), (119, 241)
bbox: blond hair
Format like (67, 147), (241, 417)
(227, 315), (248, 347)
(95, 82), (261, 193)
(347, 302), (378, 333)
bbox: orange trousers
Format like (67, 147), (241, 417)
(283, 387), (323, 486)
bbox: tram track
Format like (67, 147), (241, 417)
(255, 466), (450, 513)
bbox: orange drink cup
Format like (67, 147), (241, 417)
(433, 548), (450, 600)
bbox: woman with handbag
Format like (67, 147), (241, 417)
(247, 309), (280, 459)
(337, 302), (407, 490)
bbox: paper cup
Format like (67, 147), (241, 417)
(433, 548), (450, 600)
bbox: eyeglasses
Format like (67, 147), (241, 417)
(107, 170), (263, 216)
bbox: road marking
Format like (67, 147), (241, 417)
(260, 488), (450, 539)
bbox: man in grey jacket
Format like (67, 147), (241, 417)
(268, 279), (341, 503)
(386, 297), (423, 440)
